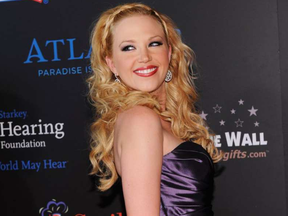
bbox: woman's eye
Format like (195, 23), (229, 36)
(149, 41), (163, 47)
(121, 45), (135, 51)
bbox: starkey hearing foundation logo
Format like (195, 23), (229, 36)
(0, 0), (49, 4)
(39, 199), (85, 216)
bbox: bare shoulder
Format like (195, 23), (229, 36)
(116, 105), (161, 127)
(114, 105), (163, 148)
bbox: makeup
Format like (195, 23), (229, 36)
(133, 66), (158, 77)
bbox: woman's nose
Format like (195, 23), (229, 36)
(138, 48), (151, 63)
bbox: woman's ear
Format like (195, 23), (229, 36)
(105, 56), (116, 74)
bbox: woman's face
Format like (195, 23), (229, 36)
(106, 15), (171, 96)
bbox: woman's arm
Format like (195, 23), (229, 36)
(115, 106), (163, 216)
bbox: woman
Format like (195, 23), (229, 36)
(88, 3), (222, 216)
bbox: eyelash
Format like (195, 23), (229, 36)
(121, 45), (135, 52)
(150, 41), (163, 47)
(121, 41), (163, 52)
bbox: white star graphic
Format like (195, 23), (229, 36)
(219, 120), (225, 126)
(248, 106), (258, 116)
(213, 104), (222, 113)
(254, 121), (260, 127)
(199, 111), (208, 120)
(230, 109), (236, 114)
(235, 119), (244, 127)
(238, 99), (244, 105)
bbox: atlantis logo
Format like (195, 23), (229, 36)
(24, 38), (91, 64)
(39, 199), (85, 216)
(23, 38), (92, 77)
(0, 0), (49, 4)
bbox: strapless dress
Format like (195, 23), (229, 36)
(160, 141), (214, 216)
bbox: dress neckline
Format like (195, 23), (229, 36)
(163, 141), (191, 158)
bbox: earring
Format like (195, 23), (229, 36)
(114, 74), (121, 83)
(165, 70), (173, 82)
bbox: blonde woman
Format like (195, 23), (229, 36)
(88, 3), (221, 216)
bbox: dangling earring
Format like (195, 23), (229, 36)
(114, 74), (121, 83)
(165, 70), (172, 82)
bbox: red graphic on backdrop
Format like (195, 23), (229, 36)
(111, 213), (122, 216)
(0, 0), (48, 4)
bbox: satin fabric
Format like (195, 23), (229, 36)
(160, 141), (214, 216)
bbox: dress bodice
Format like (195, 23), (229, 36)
(160, 141), (214, 216)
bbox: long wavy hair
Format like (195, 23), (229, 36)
(87, 3), (222, 191)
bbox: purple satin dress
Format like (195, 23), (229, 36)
(160, 141), (214, 216)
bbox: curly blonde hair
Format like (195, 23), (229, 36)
(87, 3), (222, 191)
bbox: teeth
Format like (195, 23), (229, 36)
(135, 67), (156, 74)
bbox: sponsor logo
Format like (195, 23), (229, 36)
(0, 119), (65, 139)
(0, 109), (28, 120)
(39, 199), (85, 216)
(0, 159), (68, 172)
(221, 149), (267, 161)
(0, 0), (48, 4)
(0, 118), (65, 150)
(1, 139), (46, 150)
(200, 98), (269, 161)
(213, 131), (267, 147)
(23, 38), (92, 77)
(175, 29), (181, 35)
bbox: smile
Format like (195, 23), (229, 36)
(133, 66), (158, 77)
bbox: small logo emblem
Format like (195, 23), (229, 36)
(39, 199), (69, 216)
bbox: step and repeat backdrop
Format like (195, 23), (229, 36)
(0, 0), (287, 215)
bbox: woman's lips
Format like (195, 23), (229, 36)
(133, 66), (158, 77)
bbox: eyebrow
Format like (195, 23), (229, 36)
(118, 35), (164, 47)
